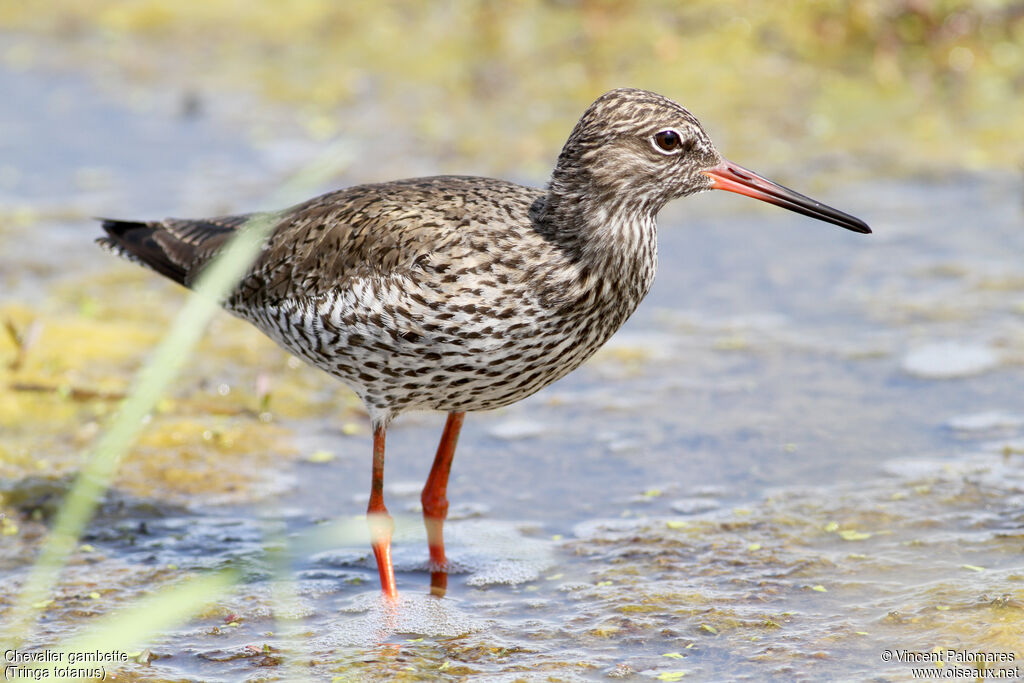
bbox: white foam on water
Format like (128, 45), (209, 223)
(670, 497), (721, 515)
(946, 411), (1024, 433)
(314, 591), (485, 648)
(487, 418), (548, 440)
(454, 520), (555, 587)
(901, 342), (999, 379)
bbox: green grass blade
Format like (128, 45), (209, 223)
(3, 141), (352, 648)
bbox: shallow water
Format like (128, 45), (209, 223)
(1, 62), (1022, 681)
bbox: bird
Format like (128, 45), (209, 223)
(97, 88), (870, 599)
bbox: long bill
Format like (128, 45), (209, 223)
(702, 160), (871, 234)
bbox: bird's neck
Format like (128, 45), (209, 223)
(534, 171), (659, 312)
(538, 167), (659, 267)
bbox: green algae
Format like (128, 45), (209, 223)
(564, 459), (1024, 677)
(0, 288), (313, 505)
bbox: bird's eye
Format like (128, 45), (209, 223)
(653, 130), (683, 153)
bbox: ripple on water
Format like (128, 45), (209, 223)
(310, 518), (554, 586)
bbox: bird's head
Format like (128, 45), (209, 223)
(550, 88), (870, 234)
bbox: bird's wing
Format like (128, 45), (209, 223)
(98, 177), (539, 300)
(245, 180), (469, 301)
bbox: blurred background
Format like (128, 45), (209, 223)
(1, 0), (1021, 181)
(1, 2), (1023, 681)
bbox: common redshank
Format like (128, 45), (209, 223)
(98, 88), (870, 598)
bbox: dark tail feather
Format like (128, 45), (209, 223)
(97, 219), (189, 286)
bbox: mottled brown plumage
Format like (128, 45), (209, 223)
(98, 88), (870, 597)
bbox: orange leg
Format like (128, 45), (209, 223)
(421, 411), (465, 596)
(367, 424), (397, 598)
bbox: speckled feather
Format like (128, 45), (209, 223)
(98, 88), (723, 426)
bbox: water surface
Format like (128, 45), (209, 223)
(1, 63), (1022, 682)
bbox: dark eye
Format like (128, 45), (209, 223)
(653, 130), (683, 153)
